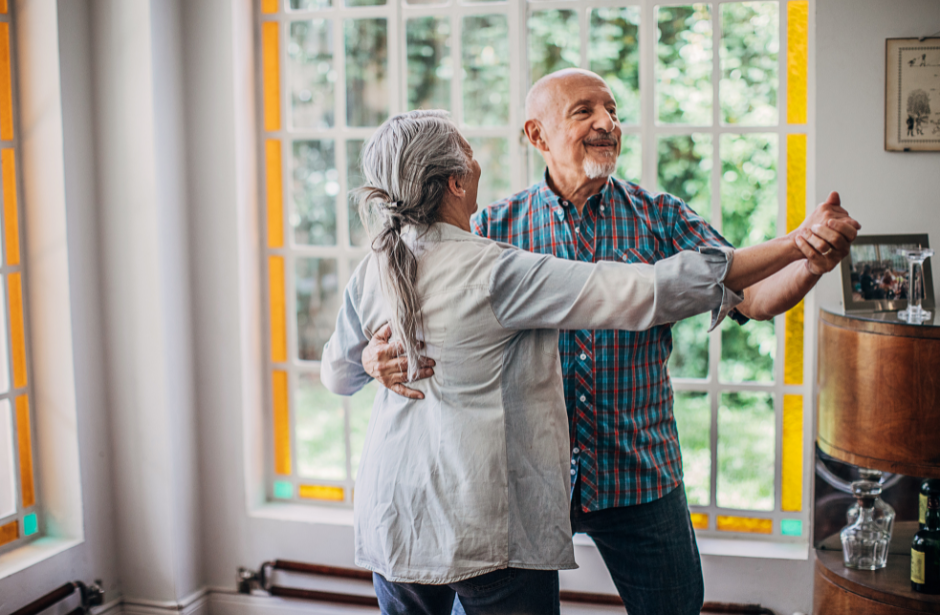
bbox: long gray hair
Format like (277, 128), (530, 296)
(354, 110), (471, 381)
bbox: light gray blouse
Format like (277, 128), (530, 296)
(321, 222), (741, 584)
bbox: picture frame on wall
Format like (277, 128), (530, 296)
(840, 234), (934, 313)
(885, 38), (940, 151)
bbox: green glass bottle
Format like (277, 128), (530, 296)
(912, 493), (940, 594)
(920, 479), (940, 530)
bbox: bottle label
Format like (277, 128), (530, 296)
(922, 493), (928, 525)
(912, 549), (926, 585)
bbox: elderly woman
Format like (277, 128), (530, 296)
(320, 110), (807, 615)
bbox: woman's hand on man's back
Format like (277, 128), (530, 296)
(363, 323), (435, 400)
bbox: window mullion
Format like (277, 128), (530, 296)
(639, 0), (655, 190)
(508, 0), (524, 193)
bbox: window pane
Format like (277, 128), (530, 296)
(674, 391), (710, 506)
(346, 139), (369, 248)
(407, 0), (444, 4)
(720, 2), (778, 125)
(657, 134), (712, 222)
(528, 10), (579, 86)
(468, 137), (510, 208)
(407, 17), (452, 112)
(590, 7), (640, 125)
(296, 373), (347, 480)
(0, 278), (8, 393)
(346, 0), (385, 6)
(289, 20), (335, 130)
(290, 0), (331, 9)
(462, 15), (509, 127)
(296, 257), (340, 361)
(656, 5), (712, 125)
(528, 146), (545, 186)
(718, 392), (774, 510)
(720, 317), (775, 382)
(720, 133), (777, 247)
(616, 133), (641, 184)
(292, 140), (337, 245)
(350, 381), (377, 479)
(345, 19), (388, 127)
(668, 313), (709, 379)
(0, 400), (13, 518)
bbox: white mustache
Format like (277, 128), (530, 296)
(584, 138), (618, 147)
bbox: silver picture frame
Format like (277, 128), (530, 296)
(840, 234), (934, 313)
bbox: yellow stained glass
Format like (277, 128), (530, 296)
(299, 484), (345, 502)
(272, 370), (291, 475)
(690, 512), (709, 530)
(266, 140), (284, 248)
(3, 149), (19, 266)
(0, 1), (7, 15)
(787, 1), (808, 124)
(8, 272), (25, 388)
(0, 519), (16, 546)
(261, 0), (278, 14)
(16, 395), (34, 508)
(782, 394), (804, 512)
(0, 23), (11, 141)
(784, 300), (804, 386)
(269, 256), (287, 363)
(786, 134), (807, 234)
(717, 515), (772, 534)
(262, 22), (281, 132)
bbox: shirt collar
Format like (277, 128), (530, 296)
(539, 168), (617, 220)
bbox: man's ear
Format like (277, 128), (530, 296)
(524, 119), (549, 152)
(447, 174), (466, 199)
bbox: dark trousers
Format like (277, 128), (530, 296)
(375, 567), (559, 615)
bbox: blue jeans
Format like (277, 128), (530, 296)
(374, 567), (559, 615)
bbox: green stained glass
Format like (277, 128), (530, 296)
(780, 519), (802, 536)
(23, 512), (37, 536)
(273, 481), (294, 500)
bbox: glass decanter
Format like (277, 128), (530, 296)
(841, 480), (890, 570)
(846, 470), (896, 537)
(898, 248), (934, 324)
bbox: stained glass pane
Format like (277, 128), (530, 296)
(657, 134), (711, 222)
(3, 149), (19, 266)
(668, 313), (709, 379)
(272, 370), (291, 475)
(295, 257), (340, 361)
(262, 0), (278, 13)
(407, 17), (452, 112)
(8, 272), (25, 389)
(0, 520), (16, 546)
(590, 7), (640, 125)
(717, 515), (772, 534)
(289, 20), (335, 130)
(781, 394), (803, 512)
(690, 512), (709, 530)
(346, 139), (369, 247)
(787, 1), (808, 124)
(674, 391), (710, 506)
(717, 392), (774, 511)
(16, 395), (33, 508)
(296, 373), (347, 480)
(0, 24), (14, 140)
(262, 22), (281, 132)
(299, 484), (345, 501)
(780, 518), (802, 536)
(528, 10), (579, 86)
(345, 19), (388, 127)
(0, 400), (13, 518)
(462, 15), (509, 127)
(720, 2), (778, 125)
(292, 140), (338, 246)
(468, 137), (510, 208)
(266, 140), (284, 248)
(616, 134), (641, 184)
(350, 382), (377, 479)
(273, 480), (294, 499)
(656, 5), (712, 125)
(269, 256), (287, 363)
(23, 512), (36, 536)
(0, 279), (8, 393)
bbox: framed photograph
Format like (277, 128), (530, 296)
(840, 234), (934, 313)
(885, 38), (940, 151)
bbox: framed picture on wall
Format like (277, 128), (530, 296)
(885, 38), (940, 151)
(840, 234), (934, 313)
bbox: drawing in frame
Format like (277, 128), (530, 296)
(840, 234), (934, 313)
(885, 38), (940, 151)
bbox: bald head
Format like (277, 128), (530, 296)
(525, 68), (612, 122)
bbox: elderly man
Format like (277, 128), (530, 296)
(363, 69), (859, 614)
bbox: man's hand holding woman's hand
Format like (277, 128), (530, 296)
(793, 191), (861, 276)
(362, 323), (435, 398)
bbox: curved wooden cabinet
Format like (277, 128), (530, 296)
(817, 309), (940, 479)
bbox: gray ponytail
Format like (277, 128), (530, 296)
(353, 110), (471, 381)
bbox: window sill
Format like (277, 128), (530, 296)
(249, 501), (354, 527)
(572, 533), (809, 561)
(0, 537), (83, 581)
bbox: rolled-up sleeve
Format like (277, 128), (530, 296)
(321, 272), (372, 396)
(487, 246), (742, 332)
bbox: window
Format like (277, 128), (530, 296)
(0, 0), (40, 555)
(258, 0), (812, 542)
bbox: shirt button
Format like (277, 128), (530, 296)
(570, 469), (577, 475)
(580, 395), (586, 402)
(573, 447), (580, 454)
(575, 227), (580, 233)
(580, 353), (587, 360)
(600, 205), (605, 212)
(622, 253), (629, 261)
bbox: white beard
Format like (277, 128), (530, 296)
(583, 157), (617, 180)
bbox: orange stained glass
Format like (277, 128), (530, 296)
(269, 256), (287, 363)
(0, 520), (17, 546)
(3, 148), (20, 265)
(262, 22), (281, 132)
(16, 395), (34, 508)
(781, 394), (804, 512)
(690, 512), (709, 530)
(260, 0), (278, 14)
(787, 1), (808, 124)
(266, 140), (284, 248)
(0, 0), (7, 14)
(8, 271), (25, 388)
(272, 370), (291, 475)
(0, 23), (11, 141)
(716, 515), (773, 534)
(299, 484), (345, 502)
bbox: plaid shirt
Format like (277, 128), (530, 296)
(472, 173), (737, 512)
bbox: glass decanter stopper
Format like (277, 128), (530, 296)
(846, 470), (896, 537)
(841, 480), (890, 570)
(897, 248), (934, 324)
